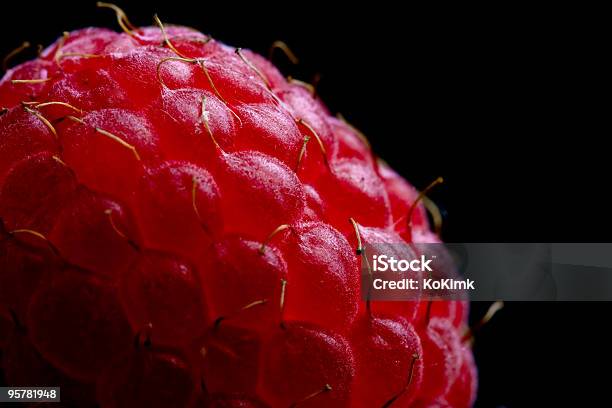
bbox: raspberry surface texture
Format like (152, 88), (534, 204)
(0, 10), (476, 407)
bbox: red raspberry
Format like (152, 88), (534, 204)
(417, 318), (463, 403)
(350, 316), (423, 407)
(201, 324), (262, 395)
(120, 250), (209, 347)
(445, 345), (478, 408)
(0, 6), (474, 406)
(26, 268), (132, 382)
(204, 236), (286, 331)
(260, 322), (354, 407)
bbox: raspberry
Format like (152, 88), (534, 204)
(0, 5), (474, 406)
(202, 324), (262, 395)
(48, 189), (140, 276)
(0, 152), (78, 234)
(0, 234), (58, 320)
(445, 345), (478, 408)
(204, 236), (286, 330)
(260, 322), (354, 407)
(417, 318), (463, 402)
(133, 160), (222, 259)
(350, 316), (423, 407)
(416, 300), (469, 329)
(60, 108), (159, 199)
(352, 225), (422, 320)
(0, 109), (58, 185)
(215, 151), (305, 240)
(274, 222), (359, 330)
(120, 250), (208, 347)
(26, 268), (132, 382)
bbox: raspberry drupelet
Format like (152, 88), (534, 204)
(0, 6), (476, 407)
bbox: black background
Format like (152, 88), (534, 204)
(0, 1), (608, 406)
